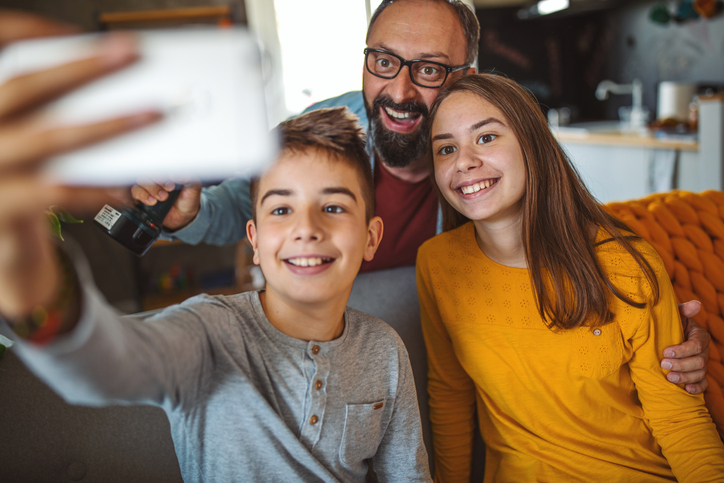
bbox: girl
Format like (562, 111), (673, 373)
(416, 73), (724, 482)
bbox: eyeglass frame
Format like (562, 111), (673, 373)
(363, 48), (470, 89)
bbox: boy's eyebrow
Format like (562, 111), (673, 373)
(322, 187), (357, 202)
(260, 189), (293, 204)
(431, 117), (505, 142)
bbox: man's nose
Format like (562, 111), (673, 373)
(386, 67), (419, 104)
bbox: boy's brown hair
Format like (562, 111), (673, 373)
(250, 107), (374, 222)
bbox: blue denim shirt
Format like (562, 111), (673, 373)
(166, 90), (442, 247)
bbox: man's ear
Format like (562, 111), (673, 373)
(246, 220), (260, 265)
(363, 216), (384, 262)
(466, 66), (477, 75)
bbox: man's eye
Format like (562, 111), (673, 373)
(271, 207), (290, 215)
(421, 66), (438, 76)
(378, 59), (390, 68)
(437, 145), (457, 156)
(477, 134), (497, 144)
(323, 205), (344, 214)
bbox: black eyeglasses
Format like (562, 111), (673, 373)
(364, 48), (470, 89)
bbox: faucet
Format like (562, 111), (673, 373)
(595, 79), (648, 128)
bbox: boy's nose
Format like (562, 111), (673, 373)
(293, 209), (322, 241)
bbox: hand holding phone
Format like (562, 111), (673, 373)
(0, 28), (278, 186)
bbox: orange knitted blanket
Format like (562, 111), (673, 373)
(606, 190), (724, 438)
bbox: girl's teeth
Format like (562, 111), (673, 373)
(461, 179), (497, 194)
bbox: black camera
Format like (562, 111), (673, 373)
(93, 189), (181, 257)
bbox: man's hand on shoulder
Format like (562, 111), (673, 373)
(661, 301), (711, 395)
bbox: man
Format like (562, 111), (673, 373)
(132, 0), (710, 392)
(134, 0), (476, 272)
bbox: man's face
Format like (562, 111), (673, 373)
(246, 150), (382, 310)
(363, 0), (472, 168)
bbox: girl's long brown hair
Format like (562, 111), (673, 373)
(428, 74), (659, 329)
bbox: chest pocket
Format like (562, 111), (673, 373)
(570, 323), (624, 379)
(339, 400), (387, 466)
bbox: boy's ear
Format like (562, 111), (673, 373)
(363, 216), (384, 262)
(246, 220), (261, 265)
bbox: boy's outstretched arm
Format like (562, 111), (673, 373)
(662, 301), (710, 395)
(0, 11), (158, 337)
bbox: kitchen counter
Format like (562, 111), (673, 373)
(553, 124), (698, 152)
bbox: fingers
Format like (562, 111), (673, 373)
(0, 33), (139, 120)
(677, 300), (702, 319)
(0, 10), (79, 47)
(685, 376), (710, 395)
(132, 179), (177, 206)
(0, 177), (120, 224)
(0, 110), (160, 171)
(661, 343), (710, 394)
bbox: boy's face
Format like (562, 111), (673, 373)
(246, 149), (383, 309)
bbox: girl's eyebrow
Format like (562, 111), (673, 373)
(431, 117), (506, 143)
(470, 117), (505, 132)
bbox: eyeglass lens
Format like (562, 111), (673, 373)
(366, 50), (447, 87)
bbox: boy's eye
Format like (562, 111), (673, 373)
(477, 133), (497, 144)
(323, 205), (344, 214)
(437, 145), (457, 156)
(271, 207), (290, 215)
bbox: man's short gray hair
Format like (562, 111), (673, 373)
(366, 0), (480, 66)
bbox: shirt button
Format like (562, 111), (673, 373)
(311, 345), (320, 354)
(593, 328), (602, 336)
(315, 380), (323, 390)
(310, 415), (319, 425)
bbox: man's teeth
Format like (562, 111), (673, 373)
(384, 107), (413, 119)
(287, 257), (331, 267)
(461, 179), (497, 194)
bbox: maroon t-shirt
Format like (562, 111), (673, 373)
(360, 161), (438, 272)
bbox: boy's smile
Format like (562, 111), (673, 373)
(246, 149), (383, 337)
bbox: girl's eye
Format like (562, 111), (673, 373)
(271, 207), (290, 215)
(324, 205), (344, 214)
(477, 133), (497, 144)
(437, 145), (457, 156)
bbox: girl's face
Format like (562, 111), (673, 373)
(431, 91), (527, 227)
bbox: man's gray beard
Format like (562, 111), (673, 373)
(369, 115), (429, 169)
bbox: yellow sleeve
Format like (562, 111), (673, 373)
(416, 249), (477, 483)
(627, 251), (724, 481)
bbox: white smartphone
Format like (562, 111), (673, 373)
(0, 28), (278, 185)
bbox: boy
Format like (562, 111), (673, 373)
(0, 107), (431, 482)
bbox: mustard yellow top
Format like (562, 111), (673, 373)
(417, 222), (724, 483)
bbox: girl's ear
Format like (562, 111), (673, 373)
(363, 216), (384, 262)
(246, 220), (260, 265)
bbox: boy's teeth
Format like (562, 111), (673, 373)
(288, 257), (328, 267)
(461, 179), (497, 194)
(384, 107), (411, 119)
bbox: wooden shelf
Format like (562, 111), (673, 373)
(98, 5), (236, 30)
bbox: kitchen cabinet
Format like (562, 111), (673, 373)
(554, 94), (723, 203)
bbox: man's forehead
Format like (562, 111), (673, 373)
(367, 0), (466, 62)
